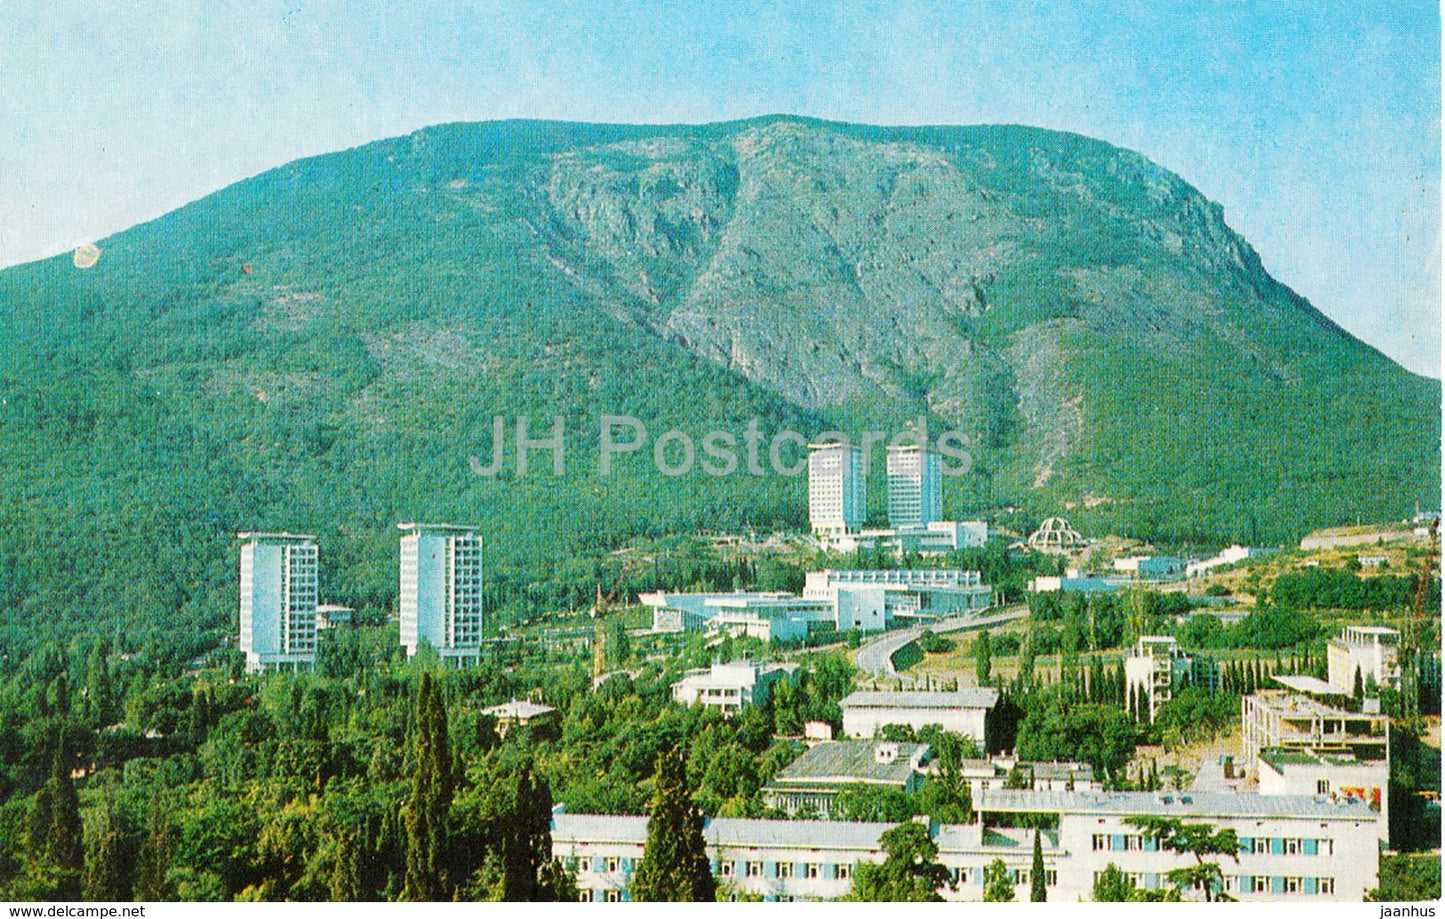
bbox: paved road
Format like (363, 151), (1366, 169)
(853, 605), (1030, 679)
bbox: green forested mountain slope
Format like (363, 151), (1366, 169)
(0, 117), (1435, 648)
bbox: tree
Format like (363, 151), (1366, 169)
(1126, 816), (1239, 901)
(132, 795), (175, 901)
(1093, 863), (1136, 901)
(498, 760), (561, 901)
(975, 630), (992, 686)
(1018, 628), (1036, 684)
(403, 673), (454, 901)
(849, 821), (952, 902)
(30, 750), (83, 898)
(1030, 830), (1046, 902)
(84, 799), (130, 901)
(631, 746), (715, 902)
(982, 857), (1014, 901)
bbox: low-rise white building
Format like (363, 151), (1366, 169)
(804, 569), (993, 632)
(1112, 555), (1185, 579)
(839, 689), (998, 745)
(763, 740), (931, 818)
(553, 787), (1380, 902)
(1124, 636), (1215, 722)
(1327, 625), (1402, 692)
(1185, 545), (1278, 578)
(1256, 747), (1389, 843)
(671, 661), (798, 715)
(829, 521), (989, 556)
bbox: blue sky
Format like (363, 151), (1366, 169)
(2, 1), (1439, 375)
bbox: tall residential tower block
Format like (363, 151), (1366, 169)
(398, 523), (484, 666)
(238, 532), (319, 674)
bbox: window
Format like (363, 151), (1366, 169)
(1124, 835), (1143, 851)
(778, 863), (794, 879)
(1254, 877), (1269, 894)
(1092, 834), (1108, 851)
(1015, 869), (1029, 885)
(1317, 779), (1330, 795)
(1224, 877), (1238, 893)
(806, 863), (819, 879)
(1284, 839), (1300, 855)
(578, 891), (591, 903)
(1318, 839), (1333, 856)
(837, 864), (852, 880)
(1046, 870), (1058, 887)
(720, 862), (735, 878)
(604, 890), (622, 903)
(1318, 878), (1334, 895)
(606, 858), (619, 874)
(1285, 877), (1301, 894)
(747, 861), (763, 878)
(1253, 838), (1270, 855)
(953, 867), (968, 884)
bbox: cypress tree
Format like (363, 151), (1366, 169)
(1030, 830), (1047, 902)
(33, 751), (83, 898)
(632, 746), (715, 902)
(404, 673), (453, 901)
(499, 760), (558, 901)
(975, 630), (992, 687)
(84, 799), (130, 901)
(132, 795), (174, 901)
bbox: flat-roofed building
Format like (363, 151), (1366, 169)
(671, 661), (798, 716)
(839, 689), (998, 745)
(1327, 625), (1401, 692)
(809, 443), (866, 542)
(804, 569), (993, 632)
(830, 520), (989, 556)
(639, 591), (832, 641)
(763, 740), (931, 817)
(238, 532), (318, 674)
(1257, 747), (1389, 843)
(553, 787), (1379, 902)
(1241, 691), (1390, 779)
(957, 757), (1099, 798)
(1124, 636), (1216, 722)
(1112, 555), (1185, 579)
(886, 444), (942, 528)
(398, 523), (483, 667)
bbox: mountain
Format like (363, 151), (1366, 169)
(0, 117), (1436, 648)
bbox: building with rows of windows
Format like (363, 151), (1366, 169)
(553, 786), (1379, 901)
(238, 532), (319, 674)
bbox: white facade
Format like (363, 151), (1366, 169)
(671, 661), (797, 715)
(1241, 692), (1390, 786)
(1112, 555), (1185, 579)
(808, 444), (866, 538)
(398, 523), (484, 666)
(804, 568), (992, 632)
(1124, 636), (1200, 723)
(831, 520), (988, 556)
(238, 532), (319, 674)
(1327, 625), (1401, 691)
(886, 445), (941, 528)
(1257, 749), (1389, 843)
(553, 787), (1380, 902)
(839, 689), (998, 744)
(1186, 544), (1278, 578)
(640, 591), (832, 640)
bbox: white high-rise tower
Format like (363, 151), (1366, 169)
(886, 444), (942, 528)
(398, 523), (484, 666)
(808, 443), (866, 538)
(238, 532), (319, 674)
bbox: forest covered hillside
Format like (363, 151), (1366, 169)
(0, 116), (1436, 649)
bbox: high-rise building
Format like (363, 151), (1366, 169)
(808, 443), (866, 538)
(238, 532), (319, 674)
(886, 444), (941, 528)
(398, 523), (484, 666)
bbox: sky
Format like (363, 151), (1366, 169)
(2, 1), (1440, 376)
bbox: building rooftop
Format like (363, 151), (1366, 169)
(1259, 747), (1381, 770)
(552, 812), (900, 851)
(840, 689), (1000, 711)
(1247, 690), (1389, 723)
(236, 531), (316, 542)
(978, 788), (1379, 820)
(770, 741), (928, 788)
(1272, 674), (1339, 695)
(396, 522), (479, 534)
(481, 699), (556, 720)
